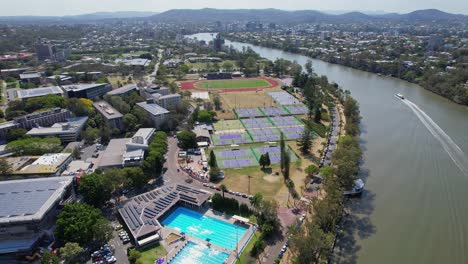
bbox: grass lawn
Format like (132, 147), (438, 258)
(139, 243), (167, 264)
(236, 231), (261, 264)
(195, 78), (270, 89)
(213, 119), (244, 131)
(220, 166), (283, 200)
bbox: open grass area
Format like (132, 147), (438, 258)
(139, 243), (167, 264)
(236, 231), (261, 264)
(195, 78), (270, 89)
(108, 76), (133, 87)
(220, 165), (283, 200)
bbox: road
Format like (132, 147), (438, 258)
(162, 137), (252, 202)
(145, 49), (163, 85)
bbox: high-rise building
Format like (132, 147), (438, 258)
(213, 34), (225, 51)
(35, 40), (57, 61)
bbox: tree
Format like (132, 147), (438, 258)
(100, 124), (111, 145)
(297, 129), (312, 154)
(123, 167), (148, 189)
(128, 249), (142, 264)
(222, 61), (234, 72)
(280, 133), (286, 172)
(305, 165), (319, 177)
(56, 203), (112, 246)
(197, 109), (215, 123)
(259, 154), (267, 169)
(220, 184), (227, 198)
(6, 128), (27, 141)
(264, 152), (271, 167)
(250, 193), (263, 212)
(0, 158), (12, 178)
(123, 113), (138, 131)
(209, 167), (221, 182)
(314, 107), (322, 123)
(6, 137), (62, 156)
(289, 221), (333, 264)
(176, 131), (198, 150)
(82, 128), (99, 144)
(79, 173), (112, 207)
(305, 60), (314, 75)
(41, 250), (60, 264)
(283, 153), (291, 180)
(60, 242), (84, 264)
(213, 95), (222, 110)
(208, 151), (217, 168)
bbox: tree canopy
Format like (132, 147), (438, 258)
(79, 173), (112, 207)
(6, 137), (62, 156)
(56, 203), (112, 246)
(176, 130), (198, 150)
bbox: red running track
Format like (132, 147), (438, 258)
(180, 77), (280, 93)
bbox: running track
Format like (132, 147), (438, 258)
(180, 77), (280, 93)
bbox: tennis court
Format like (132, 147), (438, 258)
(213, 120), (244, 131)
(211, 132), (253, 146)
(235, 108), (264, 118)
(270, 116), (303, 127)
(259, 106), (289, 116)
(240, 117), (273, 129)
(213, 145), (299, 168)
(283, 104), (309, 115)
(248, 128), (281, 142)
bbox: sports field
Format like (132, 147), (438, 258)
(194, 78), (270, 89)
(181, 77), (280, 93)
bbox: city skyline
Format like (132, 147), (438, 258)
(1, 0), (467, 16)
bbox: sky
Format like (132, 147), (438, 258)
(1, 0), (467, 16)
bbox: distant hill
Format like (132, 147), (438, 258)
(149, 8), (468, 24)
(0, 11), (158, 23)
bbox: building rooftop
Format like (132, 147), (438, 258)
(159, 93), (181, 99)
(130, 128), (155, 146)
(136, 102), (169, 116)
(61, 83), (108, 92)
(62, 160), (92, 176)
(14, 86), (63, 100)
(19, 72), (41, 79)
(115, 58), (150, 67)
(97, 138), (129, 168)
(93, 101), (123, 120)
(27, 116), (88, 136)
(7, 153), (72, 175)
(0, 176), (74, 224)
(119, 184), (210, 240)
(107, 84), (138, 96)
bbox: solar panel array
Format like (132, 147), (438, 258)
(0, 178), (70, 219)
(268, 91), (301, 105)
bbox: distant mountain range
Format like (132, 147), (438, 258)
(149, 8), (468, 24)
(0, 9), (466, 24)
(0, 11), (159, 23)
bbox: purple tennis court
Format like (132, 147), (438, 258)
(270, 116), (302, 127)
(236, 108), (263, 118)
(284, 104), (309, 115)
(268, 91), (301, 105)
(211, 133), (253, 146)
(241, 118), (273, 129)
(260, 107), (289, 116)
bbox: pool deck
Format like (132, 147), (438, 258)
(159, 206), (256, 263)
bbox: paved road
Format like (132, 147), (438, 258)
(162, 137), (251, 203)
(145, 49), (163, 85)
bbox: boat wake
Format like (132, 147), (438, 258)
(403, 99), (468, 177)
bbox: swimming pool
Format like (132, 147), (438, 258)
(161, 207), (247, 250)
(169, 241), (229, 264)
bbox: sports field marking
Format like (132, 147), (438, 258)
(194, 78), (270, 89)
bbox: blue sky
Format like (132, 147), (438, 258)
(1, 0), (467, 16)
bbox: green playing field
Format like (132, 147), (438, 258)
(194, 78), (270, 89)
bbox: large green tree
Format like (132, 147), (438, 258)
(60, 242), (84, 264)
(6, 137), (62, 156)
(176, 130), (198, 150)
(56, 203), (113, 246)
(79, 173), (112, 207)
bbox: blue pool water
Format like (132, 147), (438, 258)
(169, 241), (229, 264)
(161, 207), (247, 250)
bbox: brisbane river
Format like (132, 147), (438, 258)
(189, 33), (468, 264)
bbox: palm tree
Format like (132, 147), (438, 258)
(220, 184), (227, 198)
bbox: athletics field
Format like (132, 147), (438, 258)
(180, 77), (279, 93)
